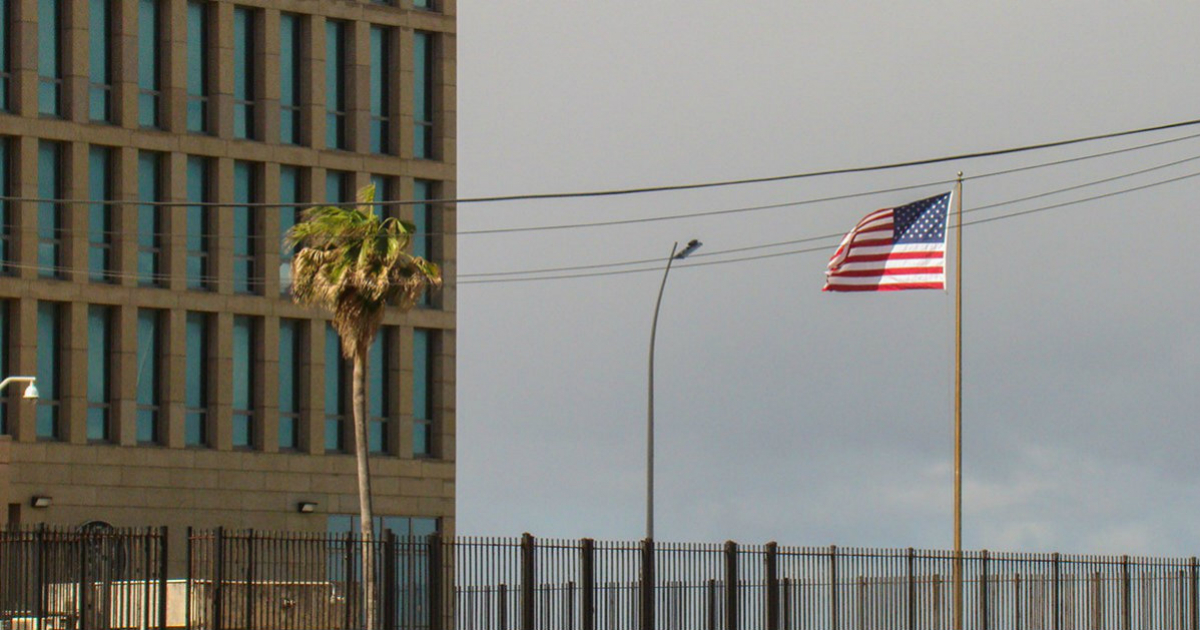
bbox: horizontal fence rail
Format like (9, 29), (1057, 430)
(3, 526), (1200, 630)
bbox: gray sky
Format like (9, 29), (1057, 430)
(454, 1), (1200, 555)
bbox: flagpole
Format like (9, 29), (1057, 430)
(953, 172), (964, 630)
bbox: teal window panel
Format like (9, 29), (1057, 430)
(186, 156), (210, 290)
(278, 319), (300, 450)
(413, 32), (433, 158)
(233, 7), (256, 139)
(369, 175), (390, 219)
(279, 14), (301, 144)
(325, 323), (345, 452)
(232, 316), (254, 448)
(88, 146), (113, 282)
(38, 0), (61, 116)
(233, 161), (258, 293)
(36, 302), (60, 440)
(325, 170), (348, 204)
(413, 180), (434, 306)
(413, 328), (433, 456)
(368, 331), (388, 453)
(87, 305), (111, 442)
(136, 309), (160, 443)
(37, 142), (61, 279)
(185, 311), (208, 446)
(279, 166), (300, 293)
(88, 0), (112, 121)
(137, 0), (160, 127)
(0, 0), (9, 110)
(413, 0), (433, 9)
(325, 21), (346, 149)
(137, 152), (162, 286)
(0, 139), (10, 268)
(368, 26), (391, 154)
(185, 1), (208, 133)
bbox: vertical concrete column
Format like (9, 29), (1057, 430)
(62, 142), (88, 284)
(112, 146), (138, 287)
(161, 0), (186, 133)
(62, 0), (88, 123)
(259, 315), (279, 453)
(346, 20), (368, 154)
(384, 326), (402, 457)
(163, 308), (185, 449)
(437, 33), (457, 165)
(111, 304), (138, 446)
(396, 27), (414, 162)
(212, 157), (233, 295)
(211, 1), (234, 139)
(258, 9), (279, 145)
(396, 325), (413, 458)
(261, 163), (281, 297)
(211, 311), (232, 450)
(11, 136), (37, 281)
(436, 180), (456, 314)
(301, 318), (324, 455)
(162, 152), (187, 292)
(10, 298), (36, 441)
(112, 0), (138, 128)
(61, 301), (87, 444)
(384, 25), (402, 158)
(11, 0), (38, 117)
(434, 329), (455, 462)
(307, 15), (326, 150)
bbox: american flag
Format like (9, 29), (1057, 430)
(823, 192), (952, 292)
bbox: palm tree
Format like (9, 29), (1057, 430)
(287, 184), (442, 630)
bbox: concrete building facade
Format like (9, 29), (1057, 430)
(0, 0), (457, 537)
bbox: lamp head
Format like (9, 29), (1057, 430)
(675, 239), (703, 260)
(22, 383), (38, 400)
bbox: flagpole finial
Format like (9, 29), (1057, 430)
(957, 171), (963, 179)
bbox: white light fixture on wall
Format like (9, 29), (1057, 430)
(297, 501), (318, 514)
(30, 496), (52, 508)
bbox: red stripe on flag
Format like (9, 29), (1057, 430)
(830, 267), (945, 278)
(823, 282), (945, 292)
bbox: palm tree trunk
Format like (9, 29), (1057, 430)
(353, 352), (378, 630)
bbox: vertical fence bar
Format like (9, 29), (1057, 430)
(344, 531), (355, 630)
(158, 526), (169, 630)
(78, 527), (89, 630)
(1122, 555), (1131, 630)
(384, 530), (397, 630)
(245, 529), (256, 630)
(214, 527), (225, 630)
(981, 550), (989, 630)
(1191, 556), (1198, 630)
(725, 541), (739, 630)
(429, 532), (444, 630)
(1052, 552), (1061, 630)
(35, 524), (45, 629)
(830, 545), (839, 630)
(521, 533), (535, 630)
(907, 548), (916, 630)
(640, 538), (654, 630)
(581, 538), (595, 630)
(186, 528), (193, 630)
(766, 542), (780, 630)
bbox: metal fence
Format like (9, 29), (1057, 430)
(3, 526), (1200, 630)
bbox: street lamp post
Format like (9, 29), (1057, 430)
(647, 239), (701, 540)
(0, 376), (38, 399)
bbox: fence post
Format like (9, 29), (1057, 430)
(35, 524), (45, 626)
(521, 533), (536, 630)
(707, 579), (717, 630)
(78, 526), (89, 630)
(186, 527), (193, 630)
(724, 541), (739, 630)
(429, 532), (444, 630)
(1191, 556), (1198, 630)
(344, 531), (355, 630)
(829, 545), (839, 630)
(499, 583), (508, 630)
(383, 530), (396, 630)
(1121, 555), (1131, 630)
(907, 548), (916, 630)
(766, 542), (779, 630)
(144, 527), (153, 628)
(214, 526), (225, 630)
(158, 526), (169, 630)
(980, 550), (989, 630)
(640, 538), (655, 630)
(1052, 552), (1061, 630)
(245, 529), (255, 630)
(581, 538), (595, 630)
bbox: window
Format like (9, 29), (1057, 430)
(89, 0), (113, 121)
(0, 0), (9, 110)
(185, 1), (209, 133)
(233, 7), (257, 139)
(37, 142), (62, 279)
(279, 166), (302, 293)
(186, 156), (210, 290)
(369, 26), (392, 154)
(327, 514), (437, 538)
(88, 146), (114, 282)
(233, 161), (260, 294)
(413, 180), (434, 306)
(279, 14), (302, 144)
(413, 31), (434, 159)
(136, 309), (161, 444)
(87, 306), (112, 442)
(36, 302), (61, 440)
(413, 328), (434, 456)
(137, 152), (163, 286)
(278, 319), (301, 450)
(369, 174), (393, 219)
(185, 312), (209, 447)
(325, 20), (347, 150)
(138, 0), (161, 128)
(38, 0), (62, 116)
(232, 316), (255, 449)
(326, 170), (350, 204)
(413, 0), (435, 10)
(325, 323), (346, 452)
(368, 329), (391, 453)
(0, 138), (10, 270)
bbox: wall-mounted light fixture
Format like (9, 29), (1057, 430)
(30, 496), (52, 508)
(297, 501), (318, 514)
